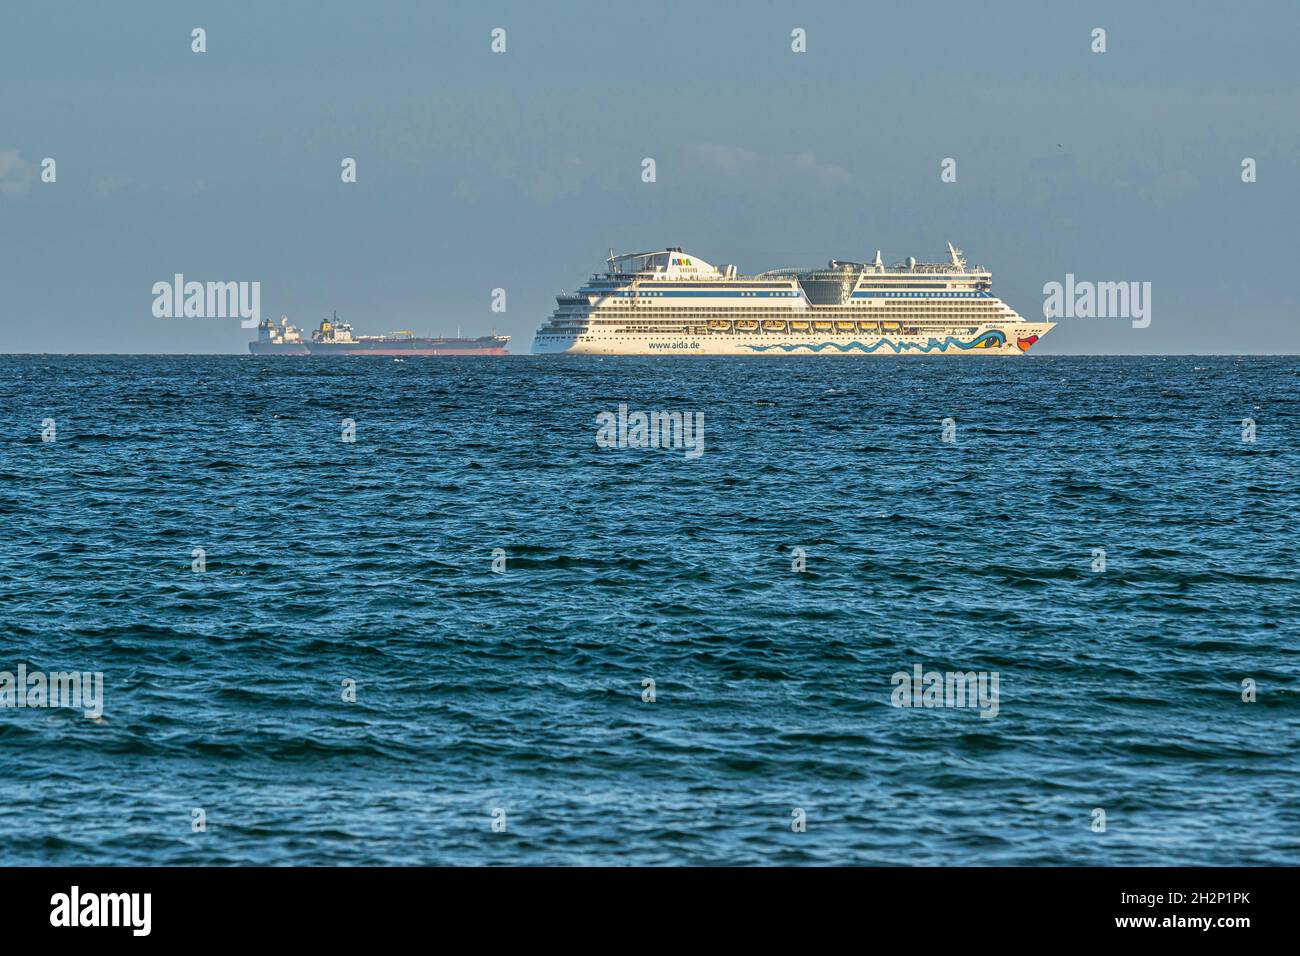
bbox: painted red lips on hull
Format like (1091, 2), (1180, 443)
(1016, 334), (1040, 352)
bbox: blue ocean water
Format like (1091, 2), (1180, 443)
(1, 355), (1297, 866)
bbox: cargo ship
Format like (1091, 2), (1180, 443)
(250, 313), (509, 355)
(532, 242), (1052, 355)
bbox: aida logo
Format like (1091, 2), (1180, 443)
(671, 257), (693, 267)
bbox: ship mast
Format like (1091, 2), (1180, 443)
(947, 241), (966, 270)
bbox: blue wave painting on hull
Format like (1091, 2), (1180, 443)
(741, 331), (1007, 353)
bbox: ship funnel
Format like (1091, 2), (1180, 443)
(873, 250), (883, 270)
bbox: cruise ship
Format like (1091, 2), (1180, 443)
(531, 243), (1052, 355)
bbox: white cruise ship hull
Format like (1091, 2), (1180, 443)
(533, 323), (1054, 356)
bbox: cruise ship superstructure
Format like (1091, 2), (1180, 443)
(532, 243), (1052, 355)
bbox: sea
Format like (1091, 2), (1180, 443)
(1, 355), (1297, 866)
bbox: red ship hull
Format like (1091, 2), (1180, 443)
(249, 339), (509, 356)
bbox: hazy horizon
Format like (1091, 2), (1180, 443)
(2, 0), (1297, 354)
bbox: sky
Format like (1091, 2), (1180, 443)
(1, 0), (1297, 354)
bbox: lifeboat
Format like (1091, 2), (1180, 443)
(835, 321), (856, 332)
(735, 319), (759, 331)
(789, 320), (811, 331)
(813, 320), (834, 332)
(707, 319), (731, 332)
(881, 321), (900, 332)
(857, 321), (879, 334)
(762, 320), (786, 332)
